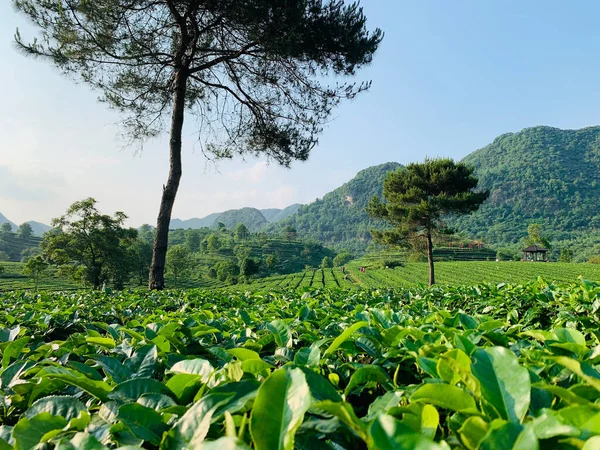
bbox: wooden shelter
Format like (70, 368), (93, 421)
(522, 245), (548, 262)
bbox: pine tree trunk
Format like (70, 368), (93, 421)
(426, 231), (435, 287)
(148, 70), (187, 290)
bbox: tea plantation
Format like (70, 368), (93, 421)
(1, 279), (600, 449)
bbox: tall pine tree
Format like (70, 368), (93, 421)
(368, 159), (489, 286)
(14, 0), (383, 289)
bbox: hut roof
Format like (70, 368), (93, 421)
(522, 245), (548, 252)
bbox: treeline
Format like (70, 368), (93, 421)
(6, 198), (338, 289)
(0, 223), (42, 262)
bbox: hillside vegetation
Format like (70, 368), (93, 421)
(452, 126), (600, 245)
(169, 204), (301, 231)
(273, 162), (402, 252)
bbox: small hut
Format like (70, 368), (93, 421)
(522, 245), (548, 262)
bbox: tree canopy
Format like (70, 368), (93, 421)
(367, 158), (488, 286)
(23, 255), (48, 290)
(17, 223), (33, 239)
(14, 0), (382, 289)
(41, 198), (138, 289)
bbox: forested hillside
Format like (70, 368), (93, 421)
(260, 204), (301, 222)
(214, 207), (268, 231)
(169, 204), (301, 230)
(449, 126), (600, 245)
(273, 162), (402, 252)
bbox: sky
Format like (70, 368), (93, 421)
(3, 1), (600, 227)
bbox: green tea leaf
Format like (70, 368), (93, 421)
(411, 383), (477, 412)
(109, 378), (173, 403)
(323, 321), (369, 357)
(26, 396), (86, 422)
(471, 347), (530, 422)
(344, 365), (393, 395)
(369, 414), (446, 449)
(118, 403), (167, 446)
(250, 367), (310, 450)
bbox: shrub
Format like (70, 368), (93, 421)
(496, 248), (516, 261)
(589, 255), (600, 264)
(321, 256), (333, 269)
(380, 258), (403, 269)
(333, 252), (353, 267)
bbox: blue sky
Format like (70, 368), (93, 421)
(2, 1), (600, 226)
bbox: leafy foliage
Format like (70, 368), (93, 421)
(40, 198), (138, 289)
(0, 279), (600, 448)
(22, 255), (48, 290)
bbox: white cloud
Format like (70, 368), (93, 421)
(226, 161), (269, 183)
(265, 185), (298, 207)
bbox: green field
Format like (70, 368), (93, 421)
(4, 260), (600, 292)
(0, 280), (599, 448)
(0, 262), (227, 292)
(234, 261), (600, 291)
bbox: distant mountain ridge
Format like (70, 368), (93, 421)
(0, 213), (51, 236)
(8, 125), (600, 255)
(169, 204), (301, 230)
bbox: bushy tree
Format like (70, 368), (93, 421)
(496, 248), (516, 261)
(559, 247), (573, 263)
(214, 261), (239, 282)
(17, 223), (33, 239)
(131, 239), (153, 285)
(41, 198), (137, 289)
(138, 225), (155, 245)
(23, 255), (48, 290)
(367, 159), (488, 286)
(20, 247), (43, 263)
(207, 234), (221, 253)
(0, 251), (10, 262)
(285, 226), (298, 241)
(185, 230), (201, 253)
(0, 223), (12, 235)
(333, 252), (353, 267)
(523, 223), (551, 249)
(234, 223), (250, 241)
(264, 254), (278, 271)
(240, 257), (261, 278)
(166, 245), (193, 286)
(321, 256), (333, 269)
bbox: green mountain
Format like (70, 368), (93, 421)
(260, 204), (301, 223)
(273, 162), (402, 252)
(449, 126), (600, 246)
(170, 213), (221, 229)
(0, 213), (51, 237)
(215, 207), (268, 231)
(170, 204), (302, 231)
(0, 213), (16, 232)
(26, 221), (52, 236)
